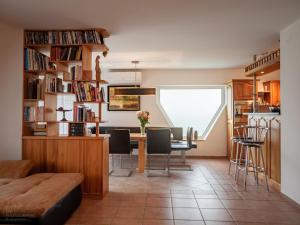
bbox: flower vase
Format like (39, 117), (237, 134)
(140, 126), (146, 135)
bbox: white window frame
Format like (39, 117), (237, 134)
(156, 85), (226, 140)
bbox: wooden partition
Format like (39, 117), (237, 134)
(22, 135), (109, 198)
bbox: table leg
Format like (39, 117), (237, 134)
(138, 140), (145, 173)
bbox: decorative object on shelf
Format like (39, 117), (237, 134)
(56, 107), (72, 121)
(136, 110), (150, 135)
(194, 130), (198, 140)
(108, 85), (140, 111)
(95, 55), (101, 81)
(114, 61), (156, 96)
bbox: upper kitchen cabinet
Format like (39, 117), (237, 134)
(231, 79), (254, 100)
(263, 80), (280, 105)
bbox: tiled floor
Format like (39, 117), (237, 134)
(66, 159), (300, 225)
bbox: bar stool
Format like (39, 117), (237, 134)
(236, 126), (269, 191)
(228, 126), (251, 180)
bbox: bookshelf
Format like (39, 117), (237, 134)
(23, 28), (109, 137)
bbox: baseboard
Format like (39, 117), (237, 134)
(186, 156), (228, 159)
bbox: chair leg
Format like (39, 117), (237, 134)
(249, 148), (258, 186)
(228, 139), (234, 174)
(244, 146), (249, 190)
(259, 147), (269, 192)
(234, 142), (240, 180)
(236, 143), (243, 182)
(168, 154), (171, 176)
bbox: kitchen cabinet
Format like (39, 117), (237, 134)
(232, 80), (254, 100)
(227, 79), (255, 158)
(263, 80), (280, 105)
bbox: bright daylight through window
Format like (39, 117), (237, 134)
(158, 86), (225, 140)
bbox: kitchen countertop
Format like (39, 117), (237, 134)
(243, 112), (280, 116)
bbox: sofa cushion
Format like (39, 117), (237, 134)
(0, 160), (34, 179)
(0, 173), (83, 218)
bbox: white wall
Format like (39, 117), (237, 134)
(103, 68), (246, 156)
(280, 18), (300, 204)
(0, 22), (23, 160)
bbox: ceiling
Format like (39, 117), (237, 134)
(0, 0), (300, 69)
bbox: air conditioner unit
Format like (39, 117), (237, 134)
(102, 71), (142, 84)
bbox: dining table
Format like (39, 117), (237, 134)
(130, 133), (147, 173)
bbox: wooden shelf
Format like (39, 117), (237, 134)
(24, 99), (44, 101)
(46, 121), (107, 123)
(49, 60), (82, 65)
(25, 44), (109, 52)
(45, 92), (75, 95)
(63, 79), (108, 84)
(74, 101), (108, 104)
(25, 27), (110, 38)
(25, 70), (69, 75)
(23, 28), (109, 138)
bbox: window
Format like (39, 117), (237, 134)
(157, 86), (226, 140)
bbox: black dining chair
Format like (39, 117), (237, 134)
(170, 127), (194, 170)
(107, 129), (134, 176)
(146, 128), (171, 177)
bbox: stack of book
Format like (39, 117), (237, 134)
(24, 106), (44, 122)
(33, 124), (47, 136)
(69, 123), (85, 136)
(26, 77), (44, 99)
(24, 48), (50, 71)
(50, 47), (82, 61)
(45, 75), (63, 93)
(73, 82), (105, 102)
(74, 105), (96, 122)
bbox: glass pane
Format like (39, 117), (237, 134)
(159, 88), (223, 138)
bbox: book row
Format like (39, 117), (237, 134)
(26, 78), (44, 99)
(24, 48), (50, 71)
(74, 105), (96, 122)
(24, 106), (44, 122)
(50, 47), (82, 61)
(26, 76), (64, 99)
(73, 82), (105, 102)
(25, 30), (104, 45)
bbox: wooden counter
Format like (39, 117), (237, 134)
(22, 135), (109, 198)
(247, 113), (281, 185)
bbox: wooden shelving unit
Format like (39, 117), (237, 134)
(23, 28), (109, 137)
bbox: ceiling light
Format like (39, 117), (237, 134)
(114, 61), (156, 96)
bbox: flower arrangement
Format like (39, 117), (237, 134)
(136, 110), (150, 135)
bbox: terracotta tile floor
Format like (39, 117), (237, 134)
(66, 159), (300, 225)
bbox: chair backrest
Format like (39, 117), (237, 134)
(186, 127), (193, 148)
(170, 127), (183, 140)
(107, 129), (131, 154)
(147, 128), (171, 154)
(238, 125), (268, 144)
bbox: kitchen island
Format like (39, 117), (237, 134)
(246, 113), (281, 185)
